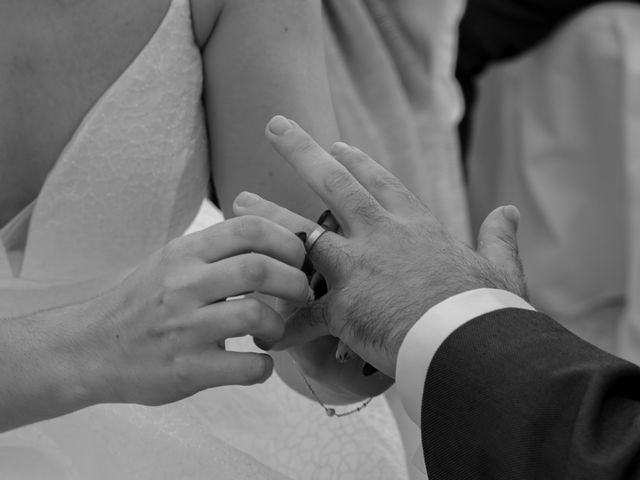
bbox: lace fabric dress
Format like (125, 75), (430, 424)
(0, 0), (468, 478)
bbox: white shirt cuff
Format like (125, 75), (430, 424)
(395, 288), (536, 427)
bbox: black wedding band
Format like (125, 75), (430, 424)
(318, 209), (339, 233)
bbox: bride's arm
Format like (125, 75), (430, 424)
(0, 219), (309, 431)
(0, 291), (101, 431)
(199, 0), (336, 215)
(196, 0), (369, 404)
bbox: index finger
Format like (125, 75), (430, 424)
(233, 191), (348, 283)
(265, 115), (382, 233)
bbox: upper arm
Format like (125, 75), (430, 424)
(199, 0), (338, 218)
(197, 0), (358, 400)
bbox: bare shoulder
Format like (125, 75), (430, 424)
(0, 0), (177, 226)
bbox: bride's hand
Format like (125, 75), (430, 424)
(85, 215), (310, 406)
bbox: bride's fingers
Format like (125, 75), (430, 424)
(233, 192), (348, 281)
(190, 351), (274, 388)
(233, 192), (318, 234)
(197, 254), (312, 304)
(330, 143), (426, 217)
(192, 298), (285, 347)
(183, 215), (306, 269)
(265, 115), (382, 234)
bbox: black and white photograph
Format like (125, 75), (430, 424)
(1, 0), (639, 478)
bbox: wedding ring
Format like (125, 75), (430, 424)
(305, 225), (328, 254)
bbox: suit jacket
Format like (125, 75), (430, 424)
(455, 0), (639, 156)
(421, 308), (640, 479)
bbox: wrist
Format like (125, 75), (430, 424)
(0, 304), (97, 432)
(46, 301), (104, 410)
(71, 287), (132, 405)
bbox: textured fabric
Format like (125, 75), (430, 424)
(467, 4), (640, 357)
(0, 0), (209, 283)
(323, 0), (469, 242)
(421, 308), (640, 479)
(396, 288), (535, 426)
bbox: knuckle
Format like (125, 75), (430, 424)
(352, 200), (385, 225)
(323, 168), (352, 194)
(238, 357), (268, 385)
(173, 357), (197, 395)
(349, 147), (370, 162)
(239, 254), (269, 287)
(160, 271), (183, 294)
(160, 238), (183, 266)
(290, 136), (318, 157)
(371, 174), (403, 192)
(159, 270), (190, 306)
(495, 231), (517, 254)
(240, 299), (264, 330)
(234, 216), (266, 243)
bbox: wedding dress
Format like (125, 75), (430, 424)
(0, 0), (468, 478)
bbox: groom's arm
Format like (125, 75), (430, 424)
(397, 290), (640, 479)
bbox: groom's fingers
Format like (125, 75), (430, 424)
(330, 142), (427, 217)
(265, 116), (382, 234)
(233, 191), (348, 281)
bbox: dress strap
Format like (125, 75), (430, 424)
(0, 201), (35, 277)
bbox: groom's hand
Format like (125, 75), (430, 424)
(234, 116), (527, 378)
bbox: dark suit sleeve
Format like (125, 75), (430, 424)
(421, 308), (640, 479)
(456, 0), (630, 79)
(455, 0), (639, 157)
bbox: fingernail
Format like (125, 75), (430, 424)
(335, 342), (356, 363)
(330, 142), (352, 156)
(502, 205), (520, 229)
(235, 191), (261, 207)
(305, 286), (316, 304)
(268, 115), (294, 136)
(362, 363), (378, 377)
(254, 337), (272, 351)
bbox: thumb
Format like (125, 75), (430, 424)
(477, 205), (520, 262)
(477, 206), (527, 297)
